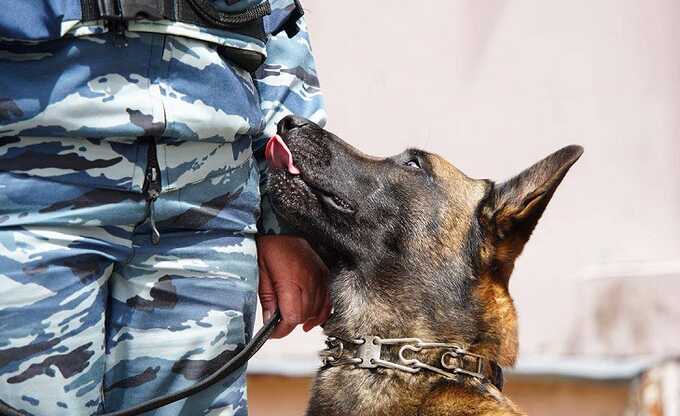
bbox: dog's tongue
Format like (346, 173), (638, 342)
(265, 134), (300, 175)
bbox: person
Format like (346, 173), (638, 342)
(0, 1), (330, 414)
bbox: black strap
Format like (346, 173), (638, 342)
(80, 0), (269, 42)
(283, 0), (304, 38)
(488, 361), (504, 391)
(79, 0), (273, 71)
(0, 310), (282, 416)
(78, 0), (308, 72)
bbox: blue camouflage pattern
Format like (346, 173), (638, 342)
(0, 0), (326, 414)
(0, 167), (259, 415)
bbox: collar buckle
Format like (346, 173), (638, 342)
(441, 349), (486, 381)
(356, 336), (382, 368)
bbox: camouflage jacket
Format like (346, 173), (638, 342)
(0, 0), (326, 233)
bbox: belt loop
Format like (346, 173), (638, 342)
(97, 0), (119, 17)
(119, 0), (168, 20)
(95, 0), (168, 21)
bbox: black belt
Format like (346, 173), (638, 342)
(77, 0), (303, 71)
(0, 310), (281, 416)
(81, 0), (271, 41)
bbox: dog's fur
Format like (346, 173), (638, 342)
(266, 116), (583, 416)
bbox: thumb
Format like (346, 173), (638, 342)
(258, 260), (278, 324)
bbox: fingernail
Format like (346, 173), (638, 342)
(264, 311), (272, 322)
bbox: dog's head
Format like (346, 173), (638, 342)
(267, 116), (582, 366)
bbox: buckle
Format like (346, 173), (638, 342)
(100, 0), (167, 21)
(356, 336), (382, 369)
(441, 349), (486, 380)
(121, 0), (166, 20)
(321, 337), (344, 365)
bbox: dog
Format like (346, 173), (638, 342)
(265, 115), (583, 416)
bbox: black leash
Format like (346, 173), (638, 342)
(0, 310), (281, 416)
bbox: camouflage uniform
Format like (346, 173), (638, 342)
(0, 1), (325, 415)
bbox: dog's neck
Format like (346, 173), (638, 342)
(322, 264), (518, 368)
(324, 267), (478, 353)
(308, 247), (522, 416)
(310, 268), (519, 416)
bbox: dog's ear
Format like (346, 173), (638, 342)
(481, 145), (583, 283)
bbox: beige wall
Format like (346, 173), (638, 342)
(251, 0), (680, 375)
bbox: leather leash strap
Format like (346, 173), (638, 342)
(0, 310), (281, 416)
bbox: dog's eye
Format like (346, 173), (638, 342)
(404, 159), (421, 169)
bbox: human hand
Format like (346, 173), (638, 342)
(256, 235), (332, 338)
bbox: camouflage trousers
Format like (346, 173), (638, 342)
(0, 151), (260, 415)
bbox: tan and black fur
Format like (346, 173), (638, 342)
(266, 116), (583, 416)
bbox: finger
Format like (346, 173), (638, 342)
(271, 285), (303, 339)
(298, 275), (314, 322)
(311, 282), (326, 319)
(302, 317), (317, 332)
(257, 260), (277, 324)
(302, 291), (324, 332)
(303, 289), (332, 332)
(302, 288), (331, 332)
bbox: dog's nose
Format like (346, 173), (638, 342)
(278, 115), (310, 134)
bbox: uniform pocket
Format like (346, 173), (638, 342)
(0, 136), (147, 193)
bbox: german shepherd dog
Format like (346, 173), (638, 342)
(266, 115), (583, 416)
